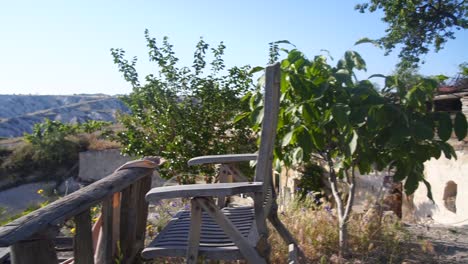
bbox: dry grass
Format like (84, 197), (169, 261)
(269, 195), (412, 264)
(85, 134), (120, 150)
(70, 133), (121, 151)
(0, 137), (24, 149)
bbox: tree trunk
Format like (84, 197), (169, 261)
(338, 219), (347, 256)
(326, 157), (357, 259)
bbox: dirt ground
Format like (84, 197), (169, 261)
(403, 224), (468, 263)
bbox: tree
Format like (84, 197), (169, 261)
(241, 46), (467, 256)
(356, 0), (468, 68)
(111, 30), (256, 179)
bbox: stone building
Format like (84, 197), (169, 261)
(403, 90), (468, 226)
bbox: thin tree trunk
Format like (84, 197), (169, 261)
(338, 220), (347, 255)
(327, 157), (357, 259)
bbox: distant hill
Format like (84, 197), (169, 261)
(0, 95), (129, 137)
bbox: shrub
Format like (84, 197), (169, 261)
(111, 31), (256, 178)
(1, 142), (36, 173)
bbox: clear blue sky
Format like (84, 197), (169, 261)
(1, 0), (467, 95)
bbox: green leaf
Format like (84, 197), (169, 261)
(439, 141), (457, 159)
(393, 163), (410, 181)
(422, 178), (434, 201)
(250, 106), (264, 124)
(354, 37), (381, 47)
(282, 131), (294, 147)
(433, 74), (449, 82)
(335, 69), (350, 83)
(297, 126), (313, 155)
(413, 119), (434, 140)
(233, 112), (250, 124)
(385, 76), (396, 88)
(249, 66), (264, 74)
(404, 172), (420, 195)
(310, 129), (325, 150)
(357, 158), (371, 175)
(368, 74), (386, 79)
(349, 130), (358, 155)
(332, 105), (349, 127)
(302, 103), (315, 124)
(270, 40), (296, 47)
(436, 112), (452, 141)
(292, 147), (304, 164)
(287, 50), (304, 64)
(454, 112), (467, 140)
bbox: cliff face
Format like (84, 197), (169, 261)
(0, 95), (129, 137)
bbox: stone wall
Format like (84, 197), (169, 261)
(403, 147), (468, 226)
(403, 95), (468, 226)
(78, 149), (134, 182)
(78, 149), (166, 187)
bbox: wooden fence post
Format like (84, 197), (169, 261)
(96, 197), (114, 264)
(120, 181), (140, 263)
(10, 229), (59, 264)
(74, 209), (94, 264)
(133, 175), (152, 264)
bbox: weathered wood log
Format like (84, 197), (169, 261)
(74, 209), (94, 264)
(0, 167), (153, 247)
(10, 229), (59, 264)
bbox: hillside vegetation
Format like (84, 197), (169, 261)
(0, 119), (119, 190)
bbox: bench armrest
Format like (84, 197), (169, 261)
(145, 182), (263, 202)
(187, 154), (257, 166)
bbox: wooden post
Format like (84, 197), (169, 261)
(134, 175), (152, 264)
(96, 197), (114, 264)
(74, 209), (94, 264)
(119, 182), (139, 263)
(10, 229), (59, 264)
(112, 192), (121, 257)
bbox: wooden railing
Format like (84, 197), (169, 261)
(0, 165), (155, 264)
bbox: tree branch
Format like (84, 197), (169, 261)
(342, 166), (356, 223)
(326, 153), (344, 219)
